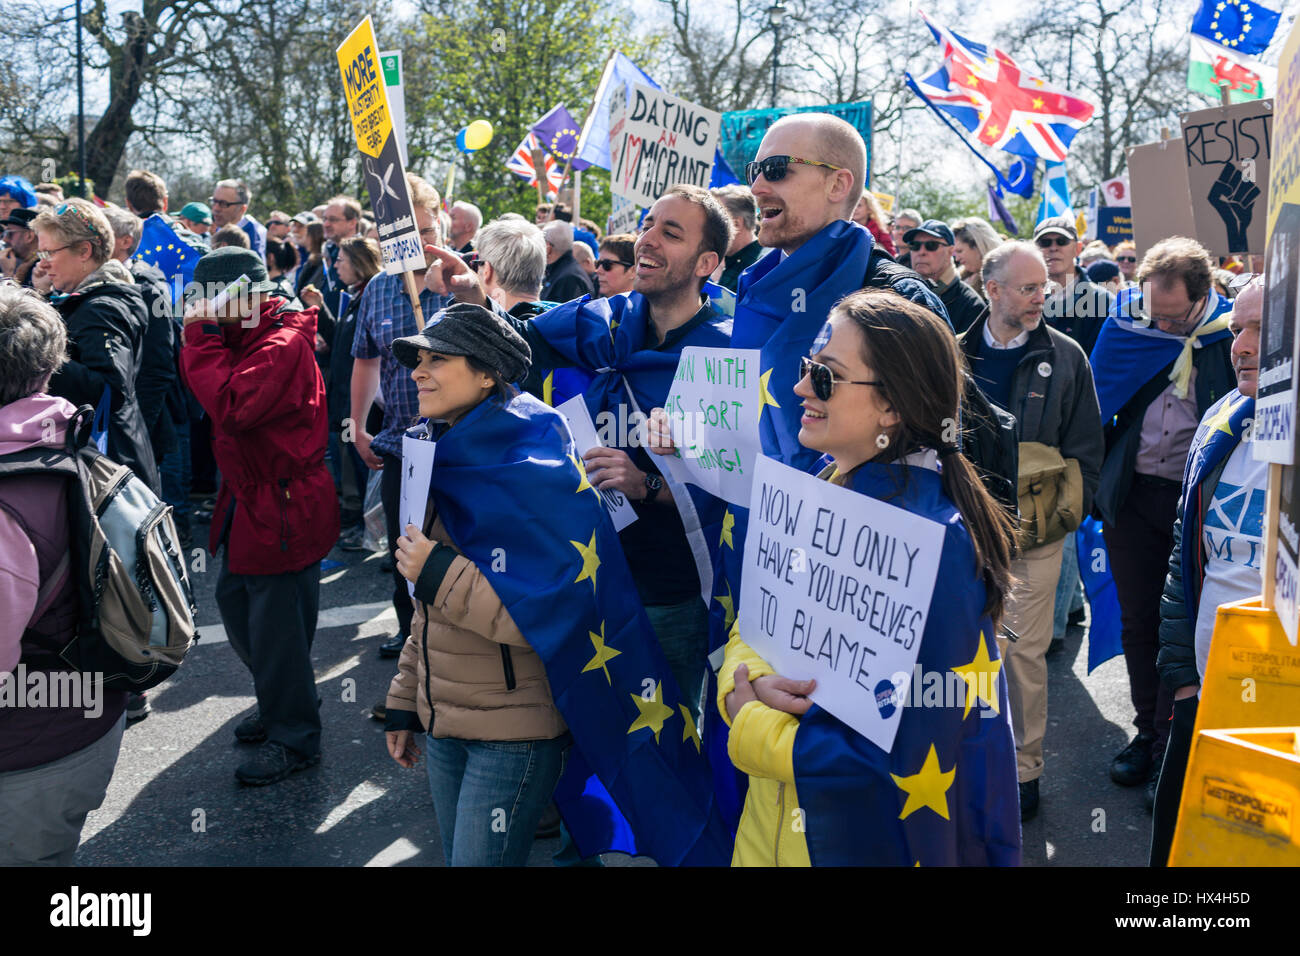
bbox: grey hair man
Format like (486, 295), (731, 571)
(450, 201), (482, 255)
(210, 178), (265, 258)
(475, 217), (547, 313)
(540, 219), (592, 303)
(710, 183), (762, 292)
(958, 239), (1103, 822)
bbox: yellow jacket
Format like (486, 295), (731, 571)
(717, 623), (811, 867)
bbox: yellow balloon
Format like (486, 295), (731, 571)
(465, 119), (494, 150)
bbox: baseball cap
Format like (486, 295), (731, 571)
(291, 211), (319, 225)
(1033, 215), (1077, 242)
(902, 219), (955, 246)
(1086, 259), (1121, 284)
(179, 201), (212, 225)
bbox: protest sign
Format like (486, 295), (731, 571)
(1096, 206), (1133, 244)
(556, 396), (637, 532)
(337, 17), (423, 275)
(1101, 175), (1130, 205)
(1180, 99), (1274, 256)
(872, 191), (895, 216)
(610, 82), (720, 208)
(379, 50), (408, 168)
(399, 431), (437, 597)
(1127, 137), (1197, 256)
(719, 101), (873, 178)
(737, 456), (946, 752)
(659, 347), (763, 507)
(1260, 19), (1300, 641)
(607, 194), (640, 235)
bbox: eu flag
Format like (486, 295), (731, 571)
(531, 105), (592, 171)
(134, 214), (201, 307)
(427, 392), (732, 865)
(1192, 0), (1281, 57)
(791, 462), (1021, 865)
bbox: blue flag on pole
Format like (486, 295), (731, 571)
(1036, 161), (1071, 223)
(531, 104), (592, 171)
(1191, 0), (1281, 57)
(425, 394), (732, 865)
(1006, 157), (1035, 197)
(134, 214), (201, 307)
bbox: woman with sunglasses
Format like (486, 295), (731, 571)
(30, 198), (159, 493)
(951, 217), (1003, 298)
(717, 290), (1021, 866)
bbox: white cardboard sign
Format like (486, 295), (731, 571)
(556, 395), (637, 532)
(610, 82), (720, 208)
(400, 432), (437, 598)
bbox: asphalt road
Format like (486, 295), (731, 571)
(77, 537), (1153, 867)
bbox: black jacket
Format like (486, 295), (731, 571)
(1094, 338), (1235, 526)
(1044, 267), (1113, 356)
(327, 279), (370, 430)
(959, 311), (1104, 515)
(718, 240), (763, 293)
(128, 258), (178, 459)
(935, 273), (985, 334)
(48, 268), (160, 493)
(542, 250), (594, 304)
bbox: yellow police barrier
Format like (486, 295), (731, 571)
(1169, 597), (1300, 865)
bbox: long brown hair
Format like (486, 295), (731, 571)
(833, 290), (1014, 625)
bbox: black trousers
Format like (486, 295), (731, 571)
(1150, 694), (1198, 866)
(216, 549), (322, 757)
(1103, 479), (1182, 764)
(381, 452), (415, 639)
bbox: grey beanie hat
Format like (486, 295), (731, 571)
(391, 301), (532, 384)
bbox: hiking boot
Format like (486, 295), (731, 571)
(126, 692), (150, 723)
(235, 741), (320, 786)
(1110, 732), (1157, 786)
(234, 710), (267, 743)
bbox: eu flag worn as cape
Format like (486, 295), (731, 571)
(792, 461), (1021, 865)
(426, 393), (732, 865)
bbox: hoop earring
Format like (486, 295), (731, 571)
(876, 432), (890, 450)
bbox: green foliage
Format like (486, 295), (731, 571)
(897, 173), (1041, 238)
(402, 0), (661, 227)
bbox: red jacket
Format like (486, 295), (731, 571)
(182, 298), (339, 574)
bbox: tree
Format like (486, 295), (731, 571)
(403, 0), (660, 225)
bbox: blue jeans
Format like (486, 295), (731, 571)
(645, 597), (709, 720)
(424, 733), (570, 866)
(159, 418), (191, 524)
(1052, 530), (1083, 639)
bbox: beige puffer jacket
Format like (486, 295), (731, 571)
(385, 513), (568, 742)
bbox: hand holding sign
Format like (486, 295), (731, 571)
(646, 407), (677, 456)
(1208, 161), (1261, 253)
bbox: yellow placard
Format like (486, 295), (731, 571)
(337, 16), (391, 158)
(1267, 19), (1300, 236)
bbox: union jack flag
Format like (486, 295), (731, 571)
(505, 131), (565, 199)
(912, 11), (1096, 162)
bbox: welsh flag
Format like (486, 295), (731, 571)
(1188, 34), (1276, 102)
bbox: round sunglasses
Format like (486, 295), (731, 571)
(799, 355), (882, 401)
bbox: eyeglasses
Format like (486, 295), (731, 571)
(209, 197), (241, 208)
(799, 356), (882, 402)
(1228, 272), (1259, 292)
(907, 240), (948, 252)
(1141, 294), (1205, 328)
(1010, 282), (1053, 297)
(1035, 234), (1074, 248)
(744, 155), (844, 186)
(1116, 255), (1137, 263)
(36, 243), (75, 260)
(596, 258), (632, 271)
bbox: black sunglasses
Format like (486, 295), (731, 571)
(907, 240), (947, 252)
(744, 155), (843, 186)
(1036, 234), (1074, 248)
(1116, 255), (1137, 263)
(800, 356), (882, 402)
(596, 258), (632, 271)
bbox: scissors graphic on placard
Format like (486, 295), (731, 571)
(365, 156), (401, 220)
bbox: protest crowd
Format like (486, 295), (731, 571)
(0, 3), (1294, 871)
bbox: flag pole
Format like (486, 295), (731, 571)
(904, 73), (1014, 192)
(562, 48), (619, 220)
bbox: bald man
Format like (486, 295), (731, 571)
(732, 112), (946, 471)
(1150, 277), (1265, 863)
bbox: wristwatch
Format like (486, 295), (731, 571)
(643, 472), (664, 503)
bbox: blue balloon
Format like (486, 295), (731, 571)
(456, 128), (472, 152)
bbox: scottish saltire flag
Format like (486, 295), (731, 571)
(574, 51), (737, 189)
(1178, 391), (1255, 619)
(1036, 161), (1071, 223)
(426, 394), (732, 864)
(1006, 157), (1035, 197)
(532, 104), (592, 171)
(913, 10), (1095, 162)
(1192, 0), (1282, 56)
(1188, 33), (1276, 101)
(505, 132), (565, 198)
(790, 462), (1021, 865)
(135, 214), (201, 307)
